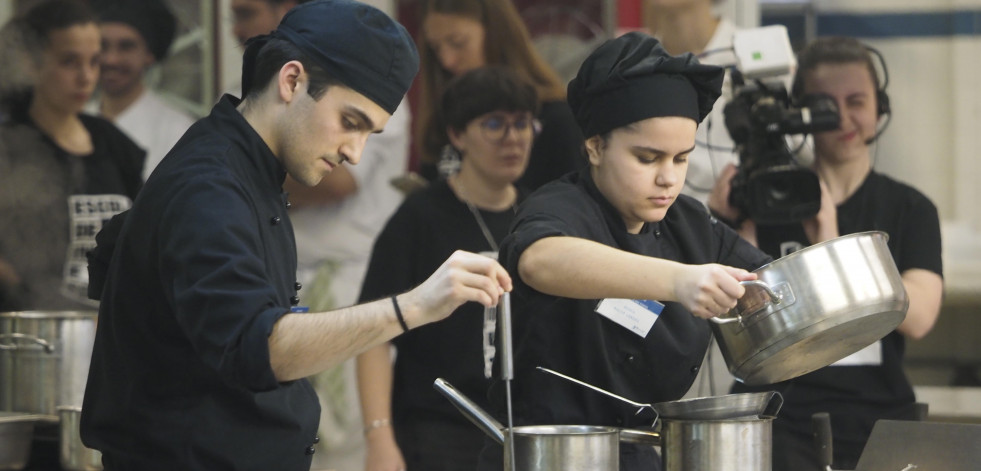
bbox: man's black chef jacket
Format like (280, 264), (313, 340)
(485, 170), (770, 469)
(81, 96), (319, 471)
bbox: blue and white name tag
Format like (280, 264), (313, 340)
(831, 340), (883, 366)
(595, 298), (664, 338)
(290, 306), (310, 313)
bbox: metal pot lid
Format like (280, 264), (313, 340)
(653, 391), (783, 420)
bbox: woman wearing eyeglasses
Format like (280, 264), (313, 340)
(413, 0), (584, 190)
(355, 66), (538, 471)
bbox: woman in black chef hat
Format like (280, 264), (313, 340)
(478, 32), (773, 470)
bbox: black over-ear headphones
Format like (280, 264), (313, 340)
(864, 44), (891, 118)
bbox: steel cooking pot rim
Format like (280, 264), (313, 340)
(752, 230), (888, 272)
(0, 411), (47, 423)
(0, 310), (98, 319)
(511, 424), (620, 435)
(653, 391), (783, 420)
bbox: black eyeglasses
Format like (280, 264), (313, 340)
(477, 114), (542, 142)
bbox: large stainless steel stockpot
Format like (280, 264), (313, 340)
(0, 411), (43, 470)
(57, 406), (102, 471)
(0, 311), (97, 419)
(620, 416), (775, 471)
(711, 231), (908, 385)
(661, 417), (772, 471)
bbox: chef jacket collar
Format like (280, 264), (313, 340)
(214, 94), (288, 190)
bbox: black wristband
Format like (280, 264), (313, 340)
(391, 295), (409, 332)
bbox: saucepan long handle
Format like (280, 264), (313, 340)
(434, 378), (506, 444)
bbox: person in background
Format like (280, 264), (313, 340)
(88, 0), (195, 181)
(230, 0), (410, 469)
(644, 0), (747, 399)
(357, 66), (538, 471)
(645, 0), (739, 206)
(709, 36), (943, 471)
(0, 0), (144, 313)
(80, 2), (511, 470)
(230, 0), (307, 46)
(415, 0), (584, 191)
(477, 32), (771, 471)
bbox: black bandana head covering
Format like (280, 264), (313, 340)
(244, 0), (418, 114)
(93, 0), (177, 61)
(567, 32), (725, 138)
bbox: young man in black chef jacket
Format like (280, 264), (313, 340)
(79, 2), (511, 470)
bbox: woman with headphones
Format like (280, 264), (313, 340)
(709, 36), (944, 471)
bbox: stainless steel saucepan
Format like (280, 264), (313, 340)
(710, 231), (908, 385)
(434, 378), (621, 471)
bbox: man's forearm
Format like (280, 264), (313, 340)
(268, 296), (405, 382)
(268, 250), (513, 381)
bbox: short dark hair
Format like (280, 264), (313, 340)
(438, 66), (539, 134)
(22, 0), (97, 54)
(0, 0), (96, 113)
(791, 36), (881, 102)
(242, 38), (342, 102)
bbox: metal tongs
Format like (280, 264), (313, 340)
(499, 292), (517, 471)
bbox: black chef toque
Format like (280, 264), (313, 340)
(93, 0), (177, 61)
(567, 32), (725, 139)
(243, 0), (418, 115)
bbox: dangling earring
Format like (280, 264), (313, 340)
(438, 144), (461, 178)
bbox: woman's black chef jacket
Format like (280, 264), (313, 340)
(492, 169), (771, 428)
(80, 96), (319, 471)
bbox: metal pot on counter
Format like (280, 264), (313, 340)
(434, 377), (782, 471)
(57, 406), (102, 471)
(0, 411), (44, 471)
(435, 378), (620, 470)
(710, 231), (908, 385)
(1, 311), (98, 420)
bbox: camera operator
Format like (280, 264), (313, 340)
(709, 36), (943, 471)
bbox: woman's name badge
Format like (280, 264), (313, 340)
(595, 298), (664, 338)
(831, 340), (883, 366)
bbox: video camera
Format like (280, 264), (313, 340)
(723, 26), (840, 225)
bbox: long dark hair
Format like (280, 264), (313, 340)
(416, 0), (565, 164)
